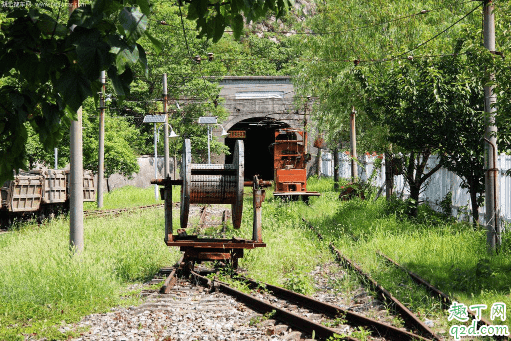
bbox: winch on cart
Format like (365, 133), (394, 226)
(151, 138), (270, 270)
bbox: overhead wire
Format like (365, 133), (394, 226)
(177, 1), (214, 100)
(154, 0), (479, 37)
(149, 2), (481, 68)
(380, 2), (483, 63)
(128, 1), (483, 103)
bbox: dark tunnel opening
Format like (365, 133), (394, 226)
(225, 118), (290, 181)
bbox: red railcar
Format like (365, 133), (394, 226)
(273, 128), (320, 200)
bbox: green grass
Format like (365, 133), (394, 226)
(2, 179), (510, 340)
(301, 177), (511, 335)
(0, 196), (179, 340)
(84, 185), (181, 211)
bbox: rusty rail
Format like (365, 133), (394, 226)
(302, 218), (440, 340)
(233, 274), (430, 341)
(376, 252), (451, 309)
(190, 270), (357, 341)
(198, 205), (209, 230)
(329, 244), (439, 340)
(377, 251), (509, 340)
(84, 203), (180, 218)
(160, 254), (185, 294)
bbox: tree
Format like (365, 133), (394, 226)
(292, 0), (510, 222)
(0, 0), (153, 183)
(0, 0), (292, 184)
(434, 45), (486, 226)
(121, 1), (301, 162)
(357, 40), (505, 221)
(357, 58), (455, 217)
(25, 97), (142, 178)
(294, 0), (481, 151)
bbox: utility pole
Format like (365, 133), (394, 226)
(163, 74), (170, 177)
(483, 0), (500, 251)
(69, 0), (84, 254)
(350, 106), (357, 182)
(97, 70), (105, 208)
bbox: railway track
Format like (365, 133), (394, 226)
(303, 218), (511, 341)
(0, 203), (180, 235)
(145, 210), (433, 340)
(84, 203), (178, 218)
(302, 218), (440, 340)
(376, 251), (509, 341)
(150, 261), (430, 340)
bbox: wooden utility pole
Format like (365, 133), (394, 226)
(350, 106), (357, 181)
(69, 0), (84, 254)
(483, 0), (500, 251)
(97, 70), (105, 208)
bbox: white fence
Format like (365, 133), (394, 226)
(320, 152), (511, 225)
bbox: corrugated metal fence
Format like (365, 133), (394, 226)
(320, 152), (511, 225)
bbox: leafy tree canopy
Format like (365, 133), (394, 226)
(293, 0), (492, 151)
(0, 0), (292, 183)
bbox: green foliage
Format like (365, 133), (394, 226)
(284, 270), (314, 295)
(187, 0), (291, 42)
(322, 314), (346, 328)
(355, 45), (495, 217)
(350, 326), (372, 341)
(439, 191), (453, 217)
(1, 0), (293, 184)
(25, 97), (141, 178)
(294, 0), (481, 151)
(0, 0), (152, 183)
(248, 309), (276, 326)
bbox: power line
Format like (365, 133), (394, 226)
(145, 50), (473, 65)
(148, 4), (481, 68)
(155, 0), (478, 37)
(363, 3), (482, 65)
(177, 1), (213, 97)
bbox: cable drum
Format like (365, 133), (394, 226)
(180, 139), (244, 229)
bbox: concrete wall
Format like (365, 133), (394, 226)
(96, 155), (177, 193)
(218, 76), (301, 131)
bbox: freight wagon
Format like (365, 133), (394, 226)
(0, 169), (95, 227)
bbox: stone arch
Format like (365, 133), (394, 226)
(222, 113), (303, 132)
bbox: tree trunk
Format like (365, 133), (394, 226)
(409, 181), (421, 218)
(403, 150), (441, 218)
(470, 187), (480, 228)
(385, 151), (393, 201)
(333, 148), (339, 190)
(316, 148), (322, 177)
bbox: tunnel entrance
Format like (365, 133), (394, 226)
(225, 117), (289, 181)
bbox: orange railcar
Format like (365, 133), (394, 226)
(273, 128), (320, 200)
